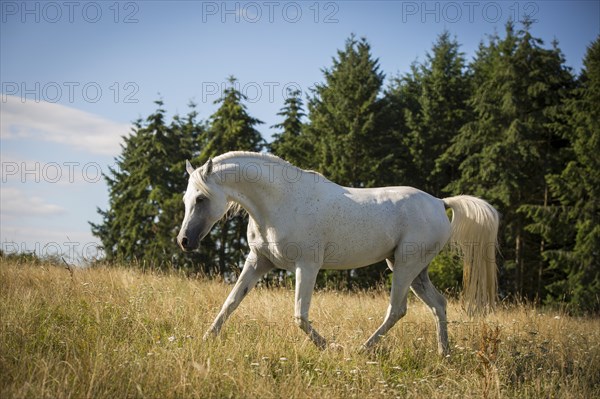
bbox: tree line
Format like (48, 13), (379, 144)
(91, 21), (599, 313)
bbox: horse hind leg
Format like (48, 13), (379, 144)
(363, 236), (445, 352)
(361, 255), (419, 351)
(411, 269), (449, 356)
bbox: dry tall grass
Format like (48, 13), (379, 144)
(1, 259), (599, 398)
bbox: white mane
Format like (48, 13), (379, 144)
(212, 151), (288, 165)
(189, 152), (300, 216)
(190, 151), (323, 192)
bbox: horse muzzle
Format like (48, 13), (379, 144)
(178, 236), (192, 252)
(177, 225), (210, 252)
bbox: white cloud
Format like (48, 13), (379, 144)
(0, 187), (65, 217)
(0, 95), (130, 156)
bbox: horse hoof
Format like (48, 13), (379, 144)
(358, 344), (373, 354)
(328, 342), (344, 351)
(202, 330), (216, 341)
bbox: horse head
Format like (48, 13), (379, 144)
(177, 158), (229, 251)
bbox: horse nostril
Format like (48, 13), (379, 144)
(181, 237), (189, 248)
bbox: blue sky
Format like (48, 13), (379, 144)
(1, 1), (599, 263)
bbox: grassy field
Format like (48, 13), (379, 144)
(1, 259), (599, 398)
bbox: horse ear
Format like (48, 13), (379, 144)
(186, 160), (195, 175)
(203, 158), (213, 177)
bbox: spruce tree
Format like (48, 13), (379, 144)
(91, 101), (206, 269)
(92, 102), (170, 266)
(381, 64), (422, 187)
(524, 37), (600, 312)
(307, 35), (385, 188)
(202, 76), (264, 159)
(269, 89), (310, 167)
(441, 20), (575, 299)
(406, 31), (471, 197)
(91, 125), (141, 263)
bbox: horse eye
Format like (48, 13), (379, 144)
(196, 196), (205, 204)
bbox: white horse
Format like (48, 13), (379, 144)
(177, 151), (499, 355)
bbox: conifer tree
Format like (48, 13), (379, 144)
(269, 89), (310, 167)
(441, 20), (575, 299)
(381, 64), (422, 187)
(202, 76), (264, 159)
(92, 101), (204, 268)
(523, 37), (600, 312)
(307, 35), (385, 188)
(91, 124), (140, 263)
(405, 31), (471, 196)
(93, 103), (168, 265)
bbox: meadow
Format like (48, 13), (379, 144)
(1, 259), (599, 398)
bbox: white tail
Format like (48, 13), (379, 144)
(442, 195), (500, 315)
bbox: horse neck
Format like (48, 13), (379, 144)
(214, 157), (283, 225)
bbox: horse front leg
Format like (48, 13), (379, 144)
(294, 264), (327, 349)
(203, 251), (274, 340)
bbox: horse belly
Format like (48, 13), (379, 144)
(318, 210), (401, 270)
(322, 231), (396, 270)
